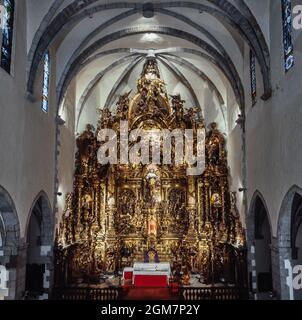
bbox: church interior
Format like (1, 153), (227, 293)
(0, 0), (302, 301)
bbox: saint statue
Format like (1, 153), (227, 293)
(144, 168), (160, 207)
(148, 215), (157, 237)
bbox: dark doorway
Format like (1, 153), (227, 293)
(25, 197), (46, 298)
(254, 196), (273, 294)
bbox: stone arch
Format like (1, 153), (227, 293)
(247, 191), (273, 298)
(24, 191), (53, 299)
(276, 185), (302, 300)
(278, 186), (302, 246)
(0, 185), (20, 300)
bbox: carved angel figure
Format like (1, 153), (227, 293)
(170, 94), (185, 122)
(76, 124), (95, 160)
(116, 91), (131, 120)
(98, 108), (112, 128)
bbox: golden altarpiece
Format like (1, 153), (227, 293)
(54, 59), (247, 287)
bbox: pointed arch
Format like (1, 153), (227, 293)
(25, 191), (54, 299)
(0, 185), (20, 300)
(247, 191), (273, 297)
(248, 191), (272, 242)
(26, 191), (53, 246)
(274, 185), (302, 300)
(0, 185), (20, 255)
(277, 185), (302, 246)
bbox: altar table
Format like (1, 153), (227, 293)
(132, 263), (171, 287)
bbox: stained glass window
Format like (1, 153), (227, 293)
(281, 0), (294, 72)
(0, 0), (15, 73)
(250, 50), (257, 105)
(41, 51), (50, 113)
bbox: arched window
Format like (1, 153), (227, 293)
(41, 51), (50, 113)
(281, 0), (294, 72)
(0, 0), (15, 73)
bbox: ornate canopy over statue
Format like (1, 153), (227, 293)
(54, 58), (247, 287)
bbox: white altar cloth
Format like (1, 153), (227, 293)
(133, 263), (171, 276)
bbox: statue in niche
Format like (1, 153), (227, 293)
(210, 192), (222, 208)
(95, 251), (104, 273)
(148, 214), (157, 237)
(188, 246), (198, 273)
(80, 188), (94, 236)
(135, 198), (144, 215)
(105, 247), (116, 274)
(160, 200), (172, 233)
(119, 189), (136, 216)
(144, 168), (160, 207)
(168, 189), (186, 220)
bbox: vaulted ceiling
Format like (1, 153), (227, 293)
(26, 0), (271, 133)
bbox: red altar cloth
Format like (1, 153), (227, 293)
(133, 275), (168, 287)
(124, 271), (133, 280)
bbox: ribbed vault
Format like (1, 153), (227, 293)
(25, 0), (272, 133)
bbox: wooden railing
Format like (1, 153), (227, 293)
(52, 287), (120, 300)
(181, 287), (249, 300)
(52, 286), (248, 300)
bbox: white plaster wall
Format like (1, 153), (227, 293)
(57, 82), (76, 222)
(0, 0), (56, 238)
(245, 0), (302, 236)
